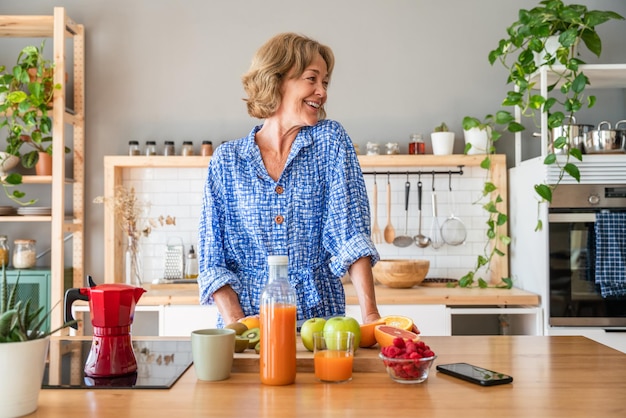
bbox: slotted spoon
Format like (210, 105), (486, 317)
(383, 173), (396, 243)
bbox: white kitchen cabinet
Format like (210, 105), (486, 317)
(548, 327), (626, 354)
(449, 307), (543, 336)
(160, 305), (219, 337)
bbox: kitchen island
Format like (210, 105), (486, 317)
(32, 335), (626, 417)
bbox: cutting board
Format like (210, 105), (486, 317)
(232, 343), (385, 373)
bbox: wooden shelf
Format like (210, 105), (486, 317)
(1, 8), (85, 332)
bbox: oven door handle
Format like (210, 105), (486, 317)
(548, 213), (596, 223)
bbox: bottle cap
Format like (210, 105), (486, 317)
(268, 255), (288, 265)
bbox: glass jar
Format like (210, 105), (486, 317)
(182, 141), (194, 156)
(145, 141), (157, 156)
(12, 239), (36, 269)
(128, 140), (140, 156)
(409, 134), (425, 155)
(0, 235), (9, 267)
(201, 141), (213, 157)
(366, 142), (380, 155)
(385, 142), (400, 155)
(163, 141), (176, 156)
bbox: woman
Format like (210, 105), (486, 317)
(198, 32), (380, 327)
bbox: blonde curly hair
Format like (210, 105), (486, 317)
(242, 32), (335, 120)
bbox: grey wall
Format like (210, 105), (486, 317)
(2, 0), (626, 283)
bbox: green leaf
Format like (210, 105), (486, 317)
(572, 73), (588, 94)
(478, 279), (489, 289)
(580, 29), (602, 57)
(507, 121), (525, 133)
(459, 274), (474, 288)
(499, 278), (514, 289)
(4, 173), (23, 185)
(588, 95), (597, 108)
(480, 157), (491, 170)
(535, 184), (552, 202)
(569, 148), (583, 161)
(496, 213), (508, 226)
(563, 162), (581, 182)
(543, 153), (557, 165)
(553, 136), (567, 149)
(535, 219), (543, 232)
(483, 182), (497, 194)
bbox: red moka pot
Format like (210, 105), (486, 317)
(65, 276), (146, 377)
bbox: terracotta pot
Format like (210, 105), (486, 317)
(35, 152), (53, 176)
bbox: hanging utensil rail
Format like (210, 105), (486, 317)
(362, 166), (464, 177)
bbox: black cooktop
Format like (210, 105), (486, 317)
(42, 339), (192, 389)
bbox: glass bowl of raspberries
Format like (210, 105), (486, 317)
(379, 337), (436, 384)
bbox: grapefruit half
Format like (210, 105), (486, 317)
(374, 325), (420, 348)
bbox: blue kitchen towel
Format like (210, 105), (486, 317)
(594, 212), (626, 298)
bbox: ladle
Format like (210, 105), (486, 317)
(383, 173), (396, 244)
(413, 178), (431, 248)
(393, 176), (413, 247)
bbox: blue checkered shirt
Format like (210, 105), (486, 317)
(197, 119), (379, 326)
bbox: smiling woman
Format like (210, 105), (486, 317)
(197, 32), (382, 332)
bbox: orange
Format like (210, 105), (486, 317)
(359, 320), (385, 348)
(381, 315), (414, 331)
(374, 325), (420, 348)
(239, 315), (260, 331)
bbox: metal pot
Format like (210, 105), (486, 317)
(584, 120), (626, 154)
(534, 116), (593, 154)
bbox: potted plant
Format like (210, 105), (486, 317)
(460, 0), (623, 288)
(0, 266), (76, 416)
(0, 42), (67, 174)
(430, 122), (455, 155)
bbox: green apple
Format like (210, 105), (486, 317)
(300, 317), (327, 352)
(323, 316), (361, 351)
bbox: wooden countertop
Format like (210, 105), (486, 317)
(33, 336), (626, 417)
(137, 282), (540, 307)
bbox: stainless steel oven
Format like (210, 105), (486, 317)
(548, 184), (626, 327)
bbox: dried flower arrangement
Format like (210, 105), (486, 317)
(94, 185), (175, 285)
(94, 186), (175, 239)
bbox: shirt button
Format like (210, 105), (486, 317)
(274, 215), (284, 224)
(275, 185), (284, 194)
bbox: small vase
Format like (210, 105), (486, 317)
(35, 152), (53, 176)
(463, 127), (491, 155)
(125, 235), (143, 286)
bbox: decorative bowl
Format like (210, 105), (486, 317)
(372, 259), (429, 288)
(379, 353), (436, 384)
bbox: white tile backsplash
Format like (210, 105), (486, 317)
(122, 165), (493, 283)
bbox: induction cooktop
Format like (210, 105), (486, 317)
(42, 339), (193, 389)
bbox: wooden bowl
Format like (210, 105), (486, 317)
(373, 259), (429, 288)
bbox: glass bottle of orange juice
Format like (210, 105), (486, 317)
(260, 255), (297, 385)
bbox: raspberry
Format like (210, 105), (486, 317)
(392, 337), (406, 349)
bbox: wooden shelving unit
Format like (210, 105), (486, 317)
(103, 154), (508, 285)
(0, 8), (85, 331)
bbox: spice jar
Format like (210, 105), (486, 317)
(163, 141), (176, 156)
(201, 141), (213, 157)
(366, 142), (380, 155)
(145, 141), (157, 156)
(182, 141), (194, 156)
(385, 142), (400, 155)
(0, 235), (9, 267)
(12, 239), (36, 269)
(409, 134), (425, 155)
(128, 140), (140, 156)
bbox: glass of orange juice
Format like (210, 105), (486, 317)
(313, 331), (354, 383)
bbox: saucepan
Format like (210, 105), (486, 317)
(534, 116), (593, 154)
(584, 120), (626, 154)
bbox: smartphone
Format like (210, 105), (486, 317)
(436, 363), (513, 386)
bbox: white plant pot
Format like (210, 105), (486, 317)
(0, 152), (20, 176)
(0, 337), (50, 418)
(463, 127), (491, 155)
(430, 132), (455, 155)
